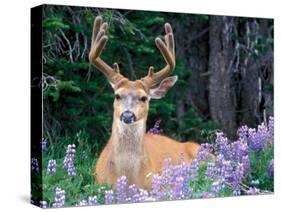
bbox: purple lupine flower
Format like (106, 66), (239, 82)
(215, 154), (232, 180)
(151, 174), (163, 200)
(231, 163), (244, 195)
(52, 187), (65, 208)
(246, 187), (260, 195)
(171, 176), (185, 200)
(41, 138), (47, 151)
(138, 189), (149, 202)
(173, 162), (192, 198)
(63, 144), (76, 176)
(205, 161), (217, 179)
(40, 200), (48, 208)
(188, 159), (199, 180)
(215, 132), (230, 158)
(241, 155), (250, 174)
(248, 123), (269, 152)
(206, 156), (228, 182)
(172, 163), (185, 181)
(210, 179), (225, 196)
(237, 125), (249, 141)
(127, 184), (139, 203)
(230, 139), (249, 162)
(76, 196), (99, 206)
(105, 190), (115, 204)
(116, 176), (127, 204)
(197, 143), (213, 161)
(31, 158), (39, 172)
(77, 199), (88, 206)
(161, 158), (173, 187)
(182, 182), (193, 198)
(268, 116), (274, 137)
(147, 119), (163, 135)
(88, 196), (99, 205)
(267, 159), (274, 177)
(201, 192), (216, 198)
(257, 122), (271, 143)
(47, 159), (56, 174)
(221, 160), (233, 180)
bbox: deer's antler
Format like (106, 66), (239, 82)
(142, 23), (176, 88)
(89, 16), (126, 85)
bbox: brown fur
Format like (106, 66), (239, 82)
(94, 110), (200, 190)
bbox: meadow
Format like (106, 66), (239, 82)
(31, 117), (274, 208)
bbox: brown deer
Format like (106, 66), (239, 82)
(89, 16), (200, 190)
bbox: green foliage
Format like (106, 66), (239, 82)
(177, 108), (221, 141)
(246, 145), (274, 191)
(42, 5), (218, 152)
(188, 163), (211, 192)
(43, 16), (70, 30)
(44, 80), (81, 102)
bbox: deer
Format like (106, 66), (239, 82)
(89, 16), (201, 190)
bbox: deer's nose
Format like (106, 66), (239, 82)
(120, 111), (136, 124)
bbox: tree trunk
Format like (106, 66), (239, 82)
(208, 16), (237, 138)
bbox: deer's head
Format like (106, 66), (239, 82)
(89, 16), (177, 125)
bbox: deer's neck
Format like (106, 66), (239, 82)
(112, 118), (146, 156)
(111, 118), (147, 183)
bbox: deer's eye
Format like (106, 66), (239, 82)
(115, 94), (121, 100)
(140, 96), (148, 102)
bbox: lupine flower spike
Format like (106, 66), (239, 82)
(63, 144), (76, 176)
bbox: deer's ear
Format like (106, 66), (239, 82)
(149, 76), (178, 99)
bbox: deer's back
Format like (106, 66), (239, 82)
(144, 134), (200, 173)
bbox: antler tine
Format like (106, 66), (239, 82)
(91, 16), (102, 46)
(165, 23), (175, 56)
(142, 23), (176, 88)
(89, 16), (125, 85)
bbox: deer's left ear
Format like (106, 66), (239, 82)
(149, 76), (178, 99)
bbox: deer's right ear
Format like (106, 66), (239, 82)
(149, 76), (178, 99)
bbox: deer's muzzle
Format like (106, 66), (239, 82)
(120, 111), (136, 124)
